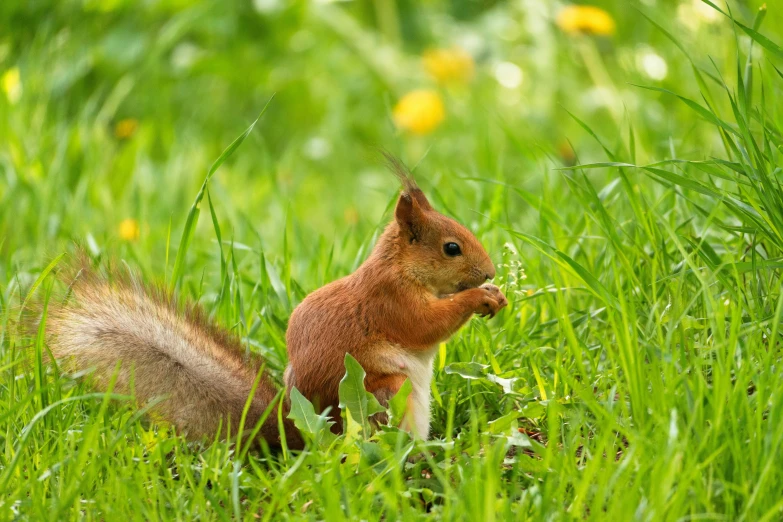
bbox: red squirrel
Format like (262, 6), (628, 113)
(40, 155), (507, 448)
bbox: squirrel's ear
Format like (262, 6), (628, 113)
(395, 192), (427, 243)
(410, 188), (433, 211)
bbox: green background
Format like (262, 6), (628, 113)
(2, 0), (783, 520)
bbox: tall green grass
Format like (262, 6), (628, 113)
(2, 0), (783, 520)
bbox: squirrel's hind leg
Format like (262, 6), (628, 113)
(366, 373), (409, 431)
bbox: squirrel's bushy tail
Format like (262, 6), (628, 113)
(40, 258), (300, 447)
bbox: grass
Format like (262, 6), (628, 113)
(2, 0), (783, 519)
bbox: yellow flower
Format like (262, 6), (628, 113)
(557, 140), (576, 166)
(344, 207), (359, 226)
(392, 90), (445, 135)
(556, 5), (616, 36)
(114, 118), (139, 140)
(2, 67), (22, 104)
(422, 47), (474, 84)
(119, 218), (140, 241)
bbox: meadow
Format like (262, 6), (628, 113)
(2, 0), (783, 519)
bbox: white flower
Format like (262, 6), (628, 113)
(171, 43), (202, 71)
(636, 48), (668, 81)
(304, 137), (332, 160)
(253, 0), (281, 13)
(454, 31), (485, 56)
(581, 86), (615, 111)
(677, 0), (721, 31)
(693, 0), (721, 22)
(494, 62), (524, 89)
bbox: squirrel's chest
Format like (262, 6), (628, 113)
(383, 346), (437, 438)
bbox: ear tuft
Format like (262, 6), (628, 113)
(379, 150), (433, 211)
(380, 150), (418, 194)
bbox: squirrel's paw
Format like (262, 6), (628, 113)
(476, 283), (508, 318)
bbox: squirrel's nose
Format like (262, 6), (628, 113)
(484, 264), (496, 281)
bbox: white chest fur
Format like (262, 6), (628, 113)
(395, 348), (437, 438)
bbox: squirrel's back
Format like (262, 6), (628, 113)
(41, 260), (297, 446)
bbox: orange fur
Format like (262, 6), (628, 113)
(34, 155), (506, 447)
(285, 159), (507, 438)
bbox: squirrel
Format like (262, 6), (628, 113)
(38, 154), (507, 449)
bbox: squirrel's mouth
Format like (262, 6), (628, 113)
(436, 279), (482, 298)
(455, 280), (480, 293)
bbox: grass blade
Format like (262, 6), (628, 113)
(169, 95), (275, 291)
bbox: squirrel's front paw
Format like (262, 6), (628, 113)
(475, 284), (508, 318)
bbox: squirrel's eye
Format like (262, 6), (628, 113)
(443, 242), (462, 257)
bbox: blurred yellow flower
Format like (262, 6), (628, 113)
(2, 67), (22, 104)
(119, 218), (140, 241)
(556, 5), (616, 36)
(392, 90), (445, 135)
(344, 207), (359, 225)
(114, 118), (139, 140)
(422, 47), (474, 84)
(557, 140), (576, 166)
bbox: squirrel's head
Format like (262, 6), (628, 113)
(382, 154), (495, 297)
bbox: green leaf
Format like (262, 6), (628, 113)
(170, 95), (275, 291)
(700, 1), (781, 59)
(342, 413), (364, 444)
(388, 379), (412, 427)
(20, 252), (66, 315)
(338, 354), (384, 434)
(444, 362), (489, 380)
(206, 188), (228, 310)
(264, 258), (290, 309)
(558, 162), (636, 171)
(520, 401), (546, 419)
(631, 84), (740, 137)
(287, 387), (336, 445)
(635, 6), (691, 61)
(507, 431), (534, 449)
(563, 108), (616, 160)
(641, 166), (723, 199)
(446, 363), (519, 395)
(488, 410), (521, 435)
(506, 230), (622, 311)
